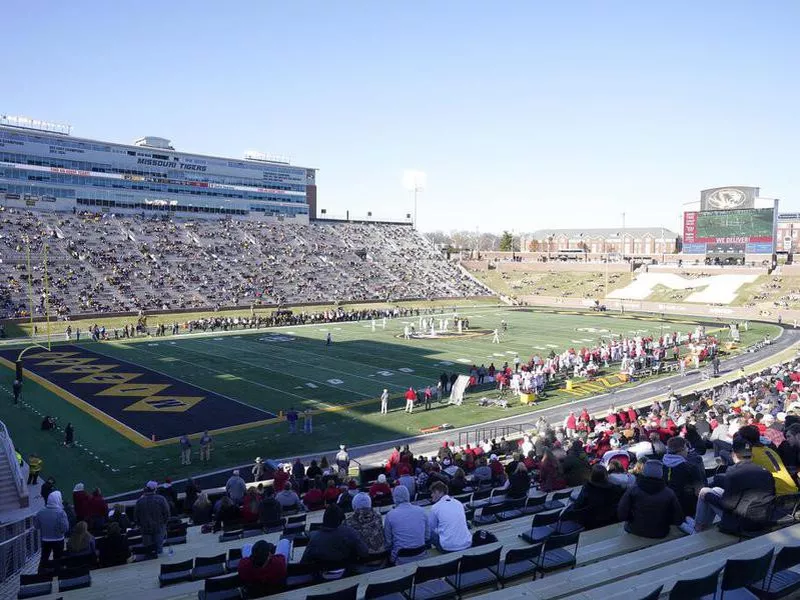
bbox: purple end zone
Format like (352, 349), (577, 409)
(1, 345), (275, 442)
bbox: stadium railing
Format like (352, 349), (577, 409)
(0, 419), (27, 509)
(0, 516), (39, 585)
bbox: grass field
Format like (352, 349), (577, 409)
(469, 269), (632, 299)
(0, 306), (779, 495)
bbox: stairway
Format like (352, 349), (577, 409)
(0, 426), (26, 511)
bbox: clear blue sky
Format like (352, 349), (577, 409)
(3, 1), (799, 233)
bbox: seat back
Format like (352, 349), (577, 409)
(57, 568), (91, 592)
(773, 544), (800, 573)
(364, 572), (415, 599)
(504, 544), (543, 566)
(525, 495), (546, 509)
(397, 544), (428, 558)
(227, 548), (242, 561)
(460, 546), (502, 575)
(18, 573), (52, 599)
(532, 510), (561, 528)
(195, 553), (227, 567)
(637, 585), (664, 600)
(669, 566), (723, 600)
(551, 490), (572, 502)
(542, 531), (580, 553)
(286, 514), (307, 525)
(160, 559), (193, 574)
(414, 556), (461, 584)
(720, 548), (774, 591)
(307, 583), (359, 600)
(205, 573), (241, 592)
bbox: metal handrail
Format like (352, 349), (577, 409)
(0, 420), (26, 505)
(0, 523), (39, 583)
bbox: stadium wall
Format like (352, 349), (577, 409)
(0, 295), (499, 328)
(462, 259), (633, 274)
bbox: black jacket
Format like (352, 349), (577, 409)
(662, 453), (705, 517)
(98, 533), (130, 567)
(258, 497), (283, 526)
(618, 476), (684, 538)
(717, 461), (776, 533)
(568, 481), (623, 530)
(301, 525), (369, 565)
(507, 471), (531, 499)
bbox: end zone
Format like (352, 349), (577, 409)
(0, 345), (275, 448)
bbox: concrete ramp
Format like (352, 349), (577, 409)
(607, 273), (758, 304)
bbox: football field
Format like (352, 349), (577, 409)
(0, 306), (778, 494)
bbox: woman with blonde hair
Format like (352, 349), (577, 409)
(66, 520), (96, 557)
(192, 492), (213, 525)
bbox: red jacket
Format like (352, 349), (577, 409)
(273, 470), (289, 492)
(238, 555), (287, 587)
(323, 487), (340, 504)
(73, 490), (91, 521)
(303, 488), (324, 510)
(87, 493), (108, 523)
(369, 483), (391, 499)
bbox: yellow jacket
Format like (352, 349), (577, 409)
(28, 456), (43, 473)
(751, 446), (798, 496)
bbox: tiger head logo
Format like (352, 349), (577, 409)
(706, 188), (748, 209)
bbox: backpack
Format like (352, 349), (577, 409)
(471, 530), (498, 547)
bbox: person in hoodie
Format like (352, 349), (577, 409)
(565, 464), (624, 530)
(618, 460), (684, 538)
(35, 490), (70, 571)
(778, 423), (800, 479)
(662, 436), (705, 517)
(345, 493), (385, 553)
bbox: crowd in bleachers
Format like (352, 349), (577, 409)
(0, 208), (489, 318)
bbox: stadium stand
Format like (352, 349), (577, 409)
(0, 209), (489, 318)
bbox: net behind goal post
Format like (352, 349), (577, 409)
(16, 238), (52, 370)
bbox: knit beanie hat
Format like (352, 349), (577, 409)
(642, 460), (664, 479)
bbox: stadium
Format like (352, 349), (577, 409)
(1, 116), (800, 600)
(2, 7), (800, 597)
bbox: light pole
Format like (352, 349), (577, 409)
(402, 170), (427, 230)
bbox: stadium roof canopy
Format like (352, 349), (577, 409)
(530, 227), (680, 240)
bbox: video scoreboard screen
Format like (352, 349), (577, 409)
(683, 207), (775, 254)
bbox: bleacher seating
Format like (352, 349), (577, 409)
(0, 209), (489, 318)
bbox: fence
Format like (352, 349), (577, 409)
(0, 517), (38, 583)
(458, 423), (534, 448)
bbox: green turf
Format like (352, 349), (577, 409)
(0, 306), (779, 495)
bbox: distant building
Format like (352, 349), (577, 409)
(777, 213), (800, 253)
(527, 227), (680, 257)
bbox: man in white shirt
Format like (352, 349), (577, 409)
(427, 482), (472, 553)
(380, 389), (389, 415)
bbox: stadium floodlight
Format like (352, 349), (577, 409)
(402, 170), (427, 230)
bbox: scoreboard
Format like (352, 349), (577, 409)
(683, 207), (776, 254)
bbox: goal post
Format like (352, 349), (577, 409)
(16, 238), (52, 365)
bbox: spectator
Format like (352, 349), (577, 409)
(303, 482), (325, 511)
(191, 493), (213, 525)
(276, 481), (302, 511)
(472, 457), (492, 485)
(691, 438), (776, 534)
(384, 485), (428, 564)
(183, 477), (202, 514)
(397, 471), (417, 498)
(778, 423), (800, 477)
(739, 425), (798, 496)
(72, 482), (90, 522)
(242, 487), (261, 523)
(86, 488), (108, 531)
(292, 458), (306, 482)
(35, 490), (69, 571)
(98, 522), (130, 567)
(565, 465), (623, 530)
(157, 479), (179, 514)
(258, 487), (283, 526)
(323, 480), (341, 505)
(65, 520), (96, 560)
(448, 468), (468, 496)
(301, 505), (369, 571)
(507, 463), (531, 499)
(618, 460), (684, 538)
(562, 441), (592, 487)
(336, 445), (351, 475)
(225, 470), (247, 504)
(539, 449), (566, 492)
(427, 481), (472, 553)
(662, 436), (705, 517)
(305, 459), (322, 480)
(489, 454), (505, 484)
(607, 460), (636, 489)
(369, 474), (392, 501)
(238, 539), (291, 595)
(40, 477), (56, 504)
(134, 480), (171, 554)
(108, 504), (131, 531)
(214, 496), (241, 531)
(345, 493), (386, 554)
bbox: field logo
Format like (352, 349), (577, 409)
(258, 334), (295, 343)
(607, 273), (759, 304)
